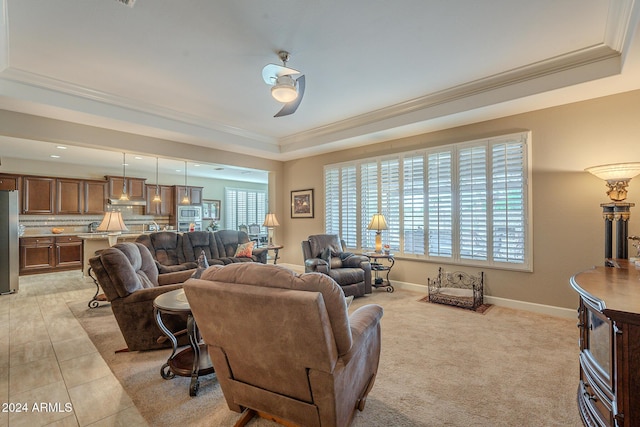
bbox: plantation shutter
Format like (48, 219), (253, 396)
(341, 166), (357, 247)
(360, 162), (378, 250)
(403, 154), (425, 254)
(380, 159), (400, 251)
(458, 145), (488, 260)
(324, 168), (340, 235)
(427, 151), (453, 257)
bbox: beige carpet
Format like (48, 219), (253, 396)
(69, 287), (583, 427)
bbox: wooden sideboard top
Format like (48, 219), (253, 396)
(571, 259), (640, 322)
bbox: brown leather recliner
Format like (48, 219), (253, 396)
(89, 242), (193, 351)
(184, 263), (383, 427)
(135, 232), (197, 273)
(302, 234), (372, 297)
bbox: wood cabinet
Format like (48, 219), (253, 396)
(19, 236), (83, 275)
(56, 178), (83, 214)
(145, 184), (174, 215)
(107, 176), (146, 200)
(22, 176), (56, 214)
(83, 180), (107, 214)
(174, 186), (203, 205)
(570, 260), (640, 427)
(0, 173), (20, 191)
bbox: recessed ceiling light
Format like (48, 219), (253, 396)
(56, 146), (67, 150)
(194, 164), (201, 167)
(50, 155), (61, 158)
(134, 156), (143, 160)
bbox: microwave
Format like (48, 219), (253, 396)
(177, 205), (202, 222)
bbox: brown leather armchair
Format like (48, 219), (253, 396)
(210, 230), (268, 264)
(89, 242), (192, 351)
(135, 231), (197, 273)
(184, 263), (383, 427)
(302, 234), (372, 297)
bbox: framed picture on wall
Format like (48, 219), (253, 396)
(291, 189), (314, 218)
(203, 199), (221, 220)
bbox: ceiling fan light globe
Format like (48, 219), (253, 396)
(271, 76), (298, 103)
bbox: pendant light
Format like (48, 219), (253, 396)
(152, 157), (161, 202)
(181, 161), (190, 204)
(119, 152), (129, 201)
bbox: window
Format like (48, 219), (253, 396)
(324, 132), (531, 270)
(224, 187), (267, 232)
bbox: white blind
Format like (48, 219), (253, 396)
(403, 155), (425, 254)
(323, 132), (530, 270)
(458, 145), (488, 260)
(427, 151), (453, 257)
(224, 188), (267, 231)
(360, 162), (378, 250)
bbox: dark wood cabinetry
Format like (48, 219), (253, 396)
(19, 236), (83, 275)
(145, 184), (174, 215)
(107, 176), (146, 200)
(175, 186), (202, 205)
(22, 176), (56, 214)
(56, 178), (83, 214)
(571, 261), (640, 427)
(0, 174), (20, 191)
(84, 180), (107, 214)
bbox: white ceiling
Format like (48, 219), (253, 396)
(0, 0), (639, 179)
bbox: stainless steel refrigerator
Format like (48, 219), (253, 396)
(0, 190), (19, 294)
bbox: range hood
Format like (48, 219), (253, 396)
(107, 198), (147, 206)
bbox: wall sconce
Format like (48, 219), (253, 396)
(262, 213), (280, 246)
(96, 210), (129, 246)
(585, 162), (640, 201)
(367, 213), (388, 253)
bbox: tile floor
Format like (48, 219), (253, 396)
(0, 270), (148, 427)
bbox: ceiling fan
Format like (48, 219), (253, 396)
(262, 51), (306, 117)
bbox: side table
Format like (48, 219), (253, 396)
(364, 253), (395, 292)
(153, 289), (215, 396)
(266, 245), (283, 264)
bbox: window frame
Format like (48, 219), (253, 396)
(324, 131), (532, 271)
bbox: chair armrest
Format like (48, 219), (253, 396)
(121, 283), (184, 304)
(342, 254), (370, 269)
(305, 258), (329, 274)
(252, 247), (268, 264)
(158, 269), (195, 286)
(342, 304), (384, 365)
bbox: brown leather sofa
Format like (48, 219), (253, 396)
(89, 242), (193, 351)
(184, 263), (383, 427)
(182, 230), (267, 265)
(302, 234), (372, 297)
(135, 231), (197, 273)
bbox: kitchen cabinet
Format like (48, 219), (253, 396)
(56, 178), (83, 214)
(0, 173), (20, 191)
(20, 236), (83, 275)
(83, 180), (107, 214)
(107, 176), (146, 200)
(174, 186), (203, 205)
(22, 176), (56, 214)
(145, 184), (174, 215)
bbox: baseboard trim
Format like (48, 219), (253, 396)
(278, 264), (577, 319)
(389, 281), (577, 319)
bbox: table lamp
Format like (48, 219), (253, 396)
(97, 211), (129, 246)
(262, 213), (280, 246)
(367, 213), (388, 253)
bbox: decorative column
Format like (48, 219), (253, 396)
(601, 202), (634, 260)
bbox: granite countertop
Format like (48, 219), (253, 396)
(21, 232), (146, 239)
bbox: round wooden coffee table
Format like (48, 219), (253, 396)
(153, 288), (215, 396)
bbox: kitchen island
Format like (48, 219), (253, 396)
(78, 232), (145, 276)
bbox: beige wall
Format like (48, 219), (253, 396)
(279, 89), (640, 309)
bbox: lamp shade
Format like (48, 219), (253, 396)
(271, 76), (298, 103)
(96, 211), (129, 233)
(586, 162), (640, 201)
(367, 213), (388, 231)
(585, 163), (640, 181)
(262, 213), (280, 227)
